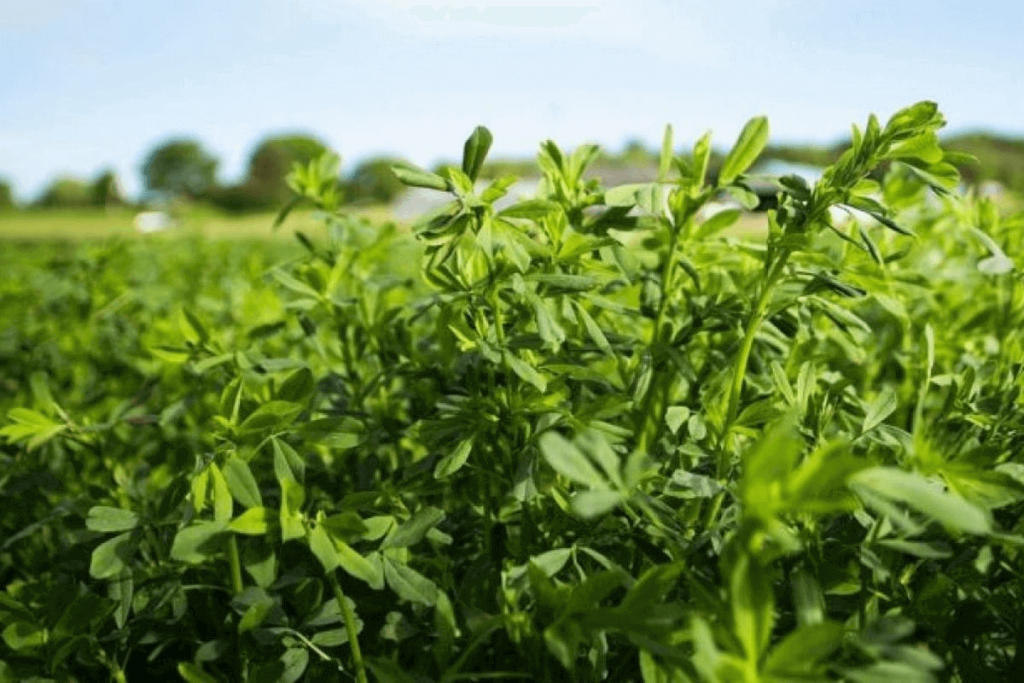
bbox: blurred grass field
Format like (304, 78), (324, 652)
(0, 206), (395, 242)
(0, 206), (768, 242)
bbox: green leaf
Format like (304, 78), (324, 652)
(851, 467), (992, 534)
(503, 350), (547, 391)
(0, 591), (33, 622)
(308, 525), (339, 572)
(321, 512), (368, 541)
(308, 627), (348, 647)
(434, 436), (473, 478)
(570, 490), (622, 518)
(180, 308), (209, 344)
(568, 303), (609, 358)
(539, 432), (606, 489)
(0, 407), (66, 450)
(764, 621), (845, 674)
(211, 463), (233, 522)
(791, 570), (825, 628)
(527, 548), (574, 578)
(658, 123), (674, 180)
(462, 126), (494, 181)
(665, 406), (690, 435)
(730, 553), (774, 660)
(497, 199), (559, 220)
(111, 573), (134, 629)
(178, 662), (220, 683)
(531, 296), (566, 349)
(229, 507), (273, 535)
(272, 437), (306, 484)
(719, 116), (769, 185)
(239, 400), (303, 433)
(2, 621), (47, 651)
(695, 208), (741, 239)
(692, 130), (713, 186)
(740, 417), (802, 511)
(972, 227), (1015, 274)
(90, 531), (133, 579)
(876, 539), (952, 559)
(531, 273), (601, 292)
(312, 524), (383, 588)
(384, 507), (446, 548)
(888, 131), (943, 163)
(725, 184), (760, 210)
(86, 506), (140, 533)
(279, 648), (309, 683)
(280, 479), (306, 542)
(270, 269), (321, 299)
(383, 555), (438, 605)
(277, 367), (314, 402)
(243, 541), (277, 588)
(238, 599), (272, 633)
(273, 195), (302, 231)
(391, 162), (448, 191)
(885, 100), (940, 132)
(605, 183), (655, 207)
(223, 456), (263, 508)
(862, 388), (899, 434)
(335, 542), (384, 589)
(171, 522), (229, 564)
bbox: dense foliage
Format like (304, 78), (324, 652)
(141, 139), (220, 200)
(2, 102), (1023, 683)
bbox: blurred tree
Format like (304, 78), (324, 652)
(90, 169), (125, 208)
(0, 179), (15, 210)
(34, 177), (92, 208)
(945, 132), (1024, 193)
(346, 157), (405, 204)
(210, 134), (333, 213)
(207, 184), (275, 214)
(620, 138), (653, 163)
(244, 134), (330, 206)
(141, 139), (219, 199)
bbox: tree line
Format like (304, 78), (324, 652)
(1, 130), (1021, 214)
(0, 133), (406, 214)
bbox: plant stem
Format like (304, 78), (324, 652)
(226, 535), (243, 594)
(636, 216), (686, 454)
(327, 570), (368, 683)
(721, 250), (791, 457)
(704, 249), (791, 531)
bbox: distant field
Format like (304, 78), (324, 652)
(0, 205), (768, 241)
(0, 206), (394, 241)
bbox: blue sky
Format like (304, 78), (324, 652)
(2, 0), (1022, 201)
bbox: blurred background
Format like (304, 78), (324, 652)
(2, 0), (1022, 236)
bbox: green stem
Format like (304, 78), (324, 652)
(636, 217), (686, 454)
(704, 250), (791, 531)
(327, 571), (369, 683)
(226, 535), (243, 594)
(721, 251), (791, 455)
(441, 621), (502, 683)
(653, 219), (684, 347)
(701, 490), (726, 533)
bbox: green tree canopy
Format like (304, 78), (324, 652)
(34, 177), (92, 208)
(346, 157), (405, 204)
(141, 138), (219, 199)
(0, 179), (15, 210)
(244, 133), (331, 206)
(90, 169), (125, 207)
